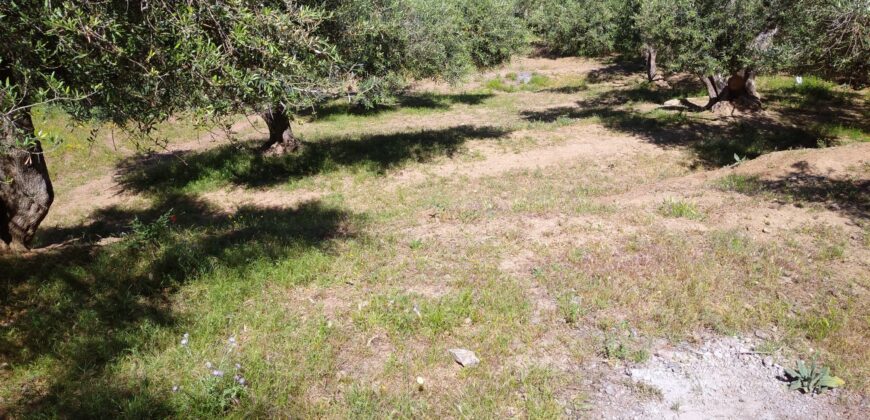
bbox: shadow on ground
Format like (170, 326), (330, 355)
(117, 124), (512, 193)
(726, 161), (869, 223)
(518, 79), (867, 167)
(1, 194), (354, 417)
(304, 92), (494, 121)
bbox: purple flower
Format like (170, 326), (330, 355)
(212, 370), (225, 377)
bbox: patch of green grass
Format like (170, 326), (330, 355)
(558, 293), (585, 324)
(818, 123), (870, 143)
(797, 303), (846, 341)
(714, 174), (764, 194)
(353, 291), (473, 337)
(658, 198), (704, 220)
(759, 75), (848, 107)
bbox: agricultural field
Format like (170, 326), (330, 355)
(2, 54), (868, 418)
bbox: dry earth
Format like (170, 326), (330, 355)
(26, 55), (870, 418)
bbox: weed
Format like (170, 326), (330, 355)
(714, 174), (764, 194)
(785, 359), (845, 394)
(125, 209), (175, 249)
(557, 293), (584, 324)
(658, 199), (704, 220)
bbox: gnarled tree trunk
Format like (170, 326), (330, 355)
(0, 110), (54, 253)
(261, 104), (301, 155)
(702, 70), (762, 113)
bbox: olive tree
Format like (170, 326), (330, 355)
(1, 0), (337, 251)
(260, 0), (527, 153)
(782, 0), (869, 88)
(1, 0), (526, 251)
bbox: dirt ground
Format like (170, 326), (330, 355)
(19, 55), (870, 418)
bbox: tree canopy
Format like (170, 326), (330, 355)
(0, 0), (527, 250)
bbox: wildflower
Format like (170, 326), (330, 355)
(205, 361), (213, 369)
(169, 215), (178, 223)
(180, 333), (189, 347)
(228, 336), (237, 347)
(795, 76), (803, 85)
(172, 385), (180, 392)
(235, 363), (242, 370)
(212, 370), (225, 377)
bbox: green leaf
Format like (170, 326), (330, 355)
(818, 376), (845, 389)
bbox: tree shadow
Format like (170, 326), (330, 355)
(116, 125), (512, 193)
(1, 194), (355, 417)
(757, 162), (868, 222)
(303, 92), (494, 121)
(520, 95), (835, 167)
(586, 57), (646, 84)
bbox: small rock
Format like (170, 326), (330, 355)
(762, 227), (771, 233)
(663, 99), (681, 106)
(763, 356), (773, 367)
(754, 330), (770, 340)
(463, 317), (472, 326)
(448, 348), (480, 367)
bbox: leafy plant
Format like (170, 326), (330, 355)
(126, 209), (175, 249)
(784, 360), (845, 394)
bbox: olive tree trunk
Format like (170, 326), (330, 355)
(644, 46), (658, 82)
(0, 110), (54, 252)
(702, 70), (762, 112)
(261, 104), (301, 155)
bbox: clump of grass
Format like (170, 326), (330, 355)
(557, 293), (585, 324)
(658, 198), (704, 220)
(714, 174), (764, 194)
(817, 123), (870, 143)
(352, 291), (474, 337)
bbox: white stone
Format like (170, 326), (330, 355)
(448, 348), (480, 367)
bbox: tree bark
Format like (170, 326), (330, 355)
(0, 110), (54, 252)
(645, 46), (658, 82)
(261, 105), (301, 155)
(702, 70), (761, 112)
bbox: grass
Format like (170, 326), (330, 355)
(4, 55), (870, 417)
(658, 199), (704, 220)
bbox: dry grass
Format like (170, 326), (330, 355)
(2, 56), (868, 417)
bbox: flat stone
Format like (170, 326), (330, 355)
(448, 348), (480, 367)
(663, 99), (681, 106)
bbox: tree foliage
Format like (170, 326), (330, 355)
(1, 1), (337, 135)
(529, 0), (627, 56)
(783, 0), (869, 87)
(530, 0), (868, 88)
